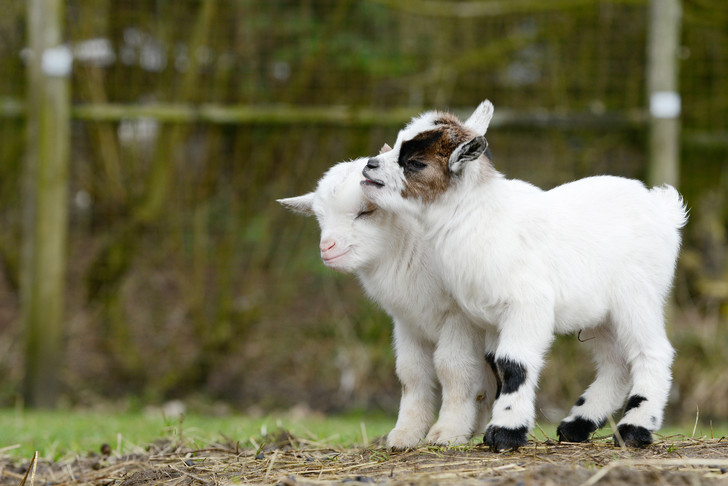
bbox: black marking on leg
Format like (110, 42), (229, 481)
(485, 353), (502, 399)
(614, 424), (653, 448)
(483, 425), (528, 452)
(575, 396), (586, 407)
(495, 358), (527, 395)
(624, 395), (647, 414)
(557, 417), (606, 443)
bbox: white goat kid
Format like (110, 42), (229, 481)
(278, 157), (499, 449)
(361, 100), (687, 451)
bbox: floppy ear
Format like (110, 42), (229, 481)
(277, 193), (315, 216)
(448, 136), (488, 175)
(463, 100), (494, 135)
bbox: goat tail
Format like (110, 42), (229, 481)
(650, 184), (689, 229)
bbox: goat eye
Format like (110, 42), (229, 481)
(356, 203), (377, 219)
(356, 208), (376, 219)
(408, 159), (426, 170)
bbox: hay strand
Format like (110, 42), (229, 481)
(2, 432), (728, 486)
(17, 451), (37, 486)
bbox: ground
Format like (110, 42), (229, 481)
(3, 432), (728, 485)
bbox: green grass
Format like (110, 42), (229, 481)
(0, 409), (394, 461)
(0, 408), (725, 462)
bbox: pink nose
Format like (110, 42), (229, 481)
(320, 239), (336, 252)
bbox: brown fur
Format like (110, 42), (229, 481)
(399, 114), (476, 202)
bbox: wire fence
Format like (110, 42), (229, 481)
(0, 0), (726, 418)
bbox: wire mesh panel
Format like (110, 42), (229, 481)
(57, 1), (654, 108)
(0, 0), (726, 418)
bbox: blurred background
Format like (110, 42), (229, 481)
(0, 0), (726, 426)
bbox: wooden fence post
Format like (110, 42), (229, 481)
(22, 0), (71, 408)
(647, 0), (682, 187)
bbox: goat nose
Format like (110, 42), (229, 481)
(320, 239), (336, 252)
(366, 157), (380, 169)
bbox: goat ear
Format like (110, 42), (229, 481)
(464, 100), (494, 135)
(277, 193), (315, 216)
(449, 136), (488, 175)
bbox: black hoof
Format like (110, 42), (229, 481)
(483, 425), (528, 452)
(557, 417), (604, 443)
(613, 424), (653, 448)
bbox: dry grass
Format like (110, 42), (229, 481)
(2, 431), (728, 486)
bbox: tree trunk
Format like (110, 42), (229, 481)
(22, 0), (71, 408)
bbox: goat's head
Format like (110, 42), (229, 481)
(278, 158), (388, 273)
(361, 100), (494, 210)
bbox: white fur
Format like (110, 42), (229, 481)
(362, 100), (687, 449)
(278, 158), (499, 449)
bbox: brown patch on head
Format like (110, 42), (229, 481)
(432, 112), (462, 127)
(398, 114), (475, 202)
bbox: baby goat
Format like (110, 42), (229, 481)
(361, 100), (687, 451)
(278, 157), (498, 449)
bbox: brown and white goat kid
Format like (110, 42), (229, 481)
(361, 100), (687, 451)
(278, 155), (499, 449)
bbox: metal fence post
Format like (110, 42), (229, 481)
(647, 0), (682, 187)
(22, 0), (71, 408)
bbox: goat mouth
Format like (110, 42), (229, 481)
(322, 248), (351, 265)
(361, 169), (384, 188)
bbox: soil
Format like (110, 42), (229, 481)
(2, 432), (727, 485)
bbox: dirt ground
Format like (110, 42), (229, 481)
(2, 432), (728, 485)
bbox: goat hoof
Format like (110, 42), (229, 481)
(426, 423), (471, 446)
(483, 425), (528, 452)
(557, 417), (602, 443)
(386, 428), (424, 450)
(614, 424), (653, 448)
